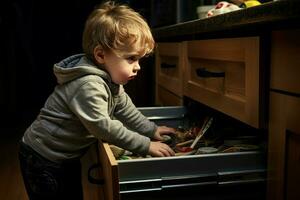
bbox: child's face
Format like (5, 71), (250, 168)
(102, 50), (142, 85)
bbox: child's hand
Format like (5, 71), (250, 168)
(148, 141), (175, 157)
(153, 126), (176, 141)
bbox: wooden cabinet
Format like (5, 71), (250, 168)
(267, 30), (300, 200)
(184, 37), (262, 128)
(81, 143), (104, 200)
(267, 92), (300, 200)
(269, 31), (300, 95)
(155, 37), (265, 128)
(155, 42), (184, 106)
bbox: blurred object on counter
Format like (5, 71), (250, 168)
(240, 0), (261, 8)
(230, 0), (247, 6)
(197, 5), (215, 19)
(230, 0), (269, 6)
(207, 1), (241, 17)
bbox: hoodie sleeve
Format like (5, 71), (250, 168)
(113, 86), (157, 138)
(68, 81), (150, 156)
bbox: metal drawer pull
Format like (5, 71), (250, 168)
(196, 68), (225, 78)
(87, 163), (105, 185)
(161, 63), (176, 69)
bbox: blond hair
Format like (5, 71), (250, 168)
(82, 1), (154, 60)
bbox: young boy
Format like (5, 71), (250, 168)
(18, 1), (175, 199)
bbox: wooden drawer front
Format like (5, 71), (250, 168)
(270, 30), (300, 95)
(156, 42), (183, 96)
(184, 37), (260, 128)
(98, 141), (119, 200)
(156, 84), (183, 106)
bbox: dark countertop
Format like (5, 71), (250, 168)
(152, 0), (300, 42)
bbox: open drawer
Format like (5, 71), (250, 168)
(184, 37), (264, 128)
(98, 106), (267, 200)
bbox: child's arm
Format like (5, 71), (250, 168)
(113, 87), (161, 138)
(69, 81), (152, 156)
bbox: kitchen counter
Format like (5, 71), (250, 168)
(152, 0), (300, 41)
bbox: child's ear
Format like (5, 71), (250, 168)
(94, 45), (105, 64)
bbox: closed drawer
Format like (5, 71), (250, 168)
(270, 30), (300, 95)
(98, 107), (266, 200)
(184, 37), (262, 128)
(155, 43), (183, 96)
(156, 85), (183, 106)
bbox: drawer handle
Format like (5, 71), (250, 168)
(88, 163), (105, 185)
(161, 63), (176, 69)
(196, 68), (225, 78)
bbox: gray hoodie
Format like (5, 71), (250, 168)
(23, 54), (157, 163)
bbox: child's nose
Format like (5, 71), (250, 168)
(133, 62), (140, 73)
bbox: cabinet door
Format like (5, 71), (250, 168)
(184, 37), (262, 128)
(267, 92), (300, 200)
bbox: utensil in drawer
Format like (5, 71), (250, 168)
(196, 147), (218, 154)
(190, 117), (213, 149)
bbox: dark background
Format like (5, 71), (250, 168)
(1, 0), (156, 131)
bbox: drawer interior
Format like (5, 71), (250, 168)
(105, 105), (267, 195)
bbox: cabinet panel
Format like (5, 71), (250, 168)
(270, 30), (300, 95)
(285, 132), (300, 200)
(155, 42), (184, 96)
(184, 37), (261, 128)
(267, 92), (300, 200)
(156, 85), (183, 106)
(81, 143), (104, 200)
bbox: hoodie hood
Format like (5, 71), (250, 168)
(54, 54), (111, 85)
